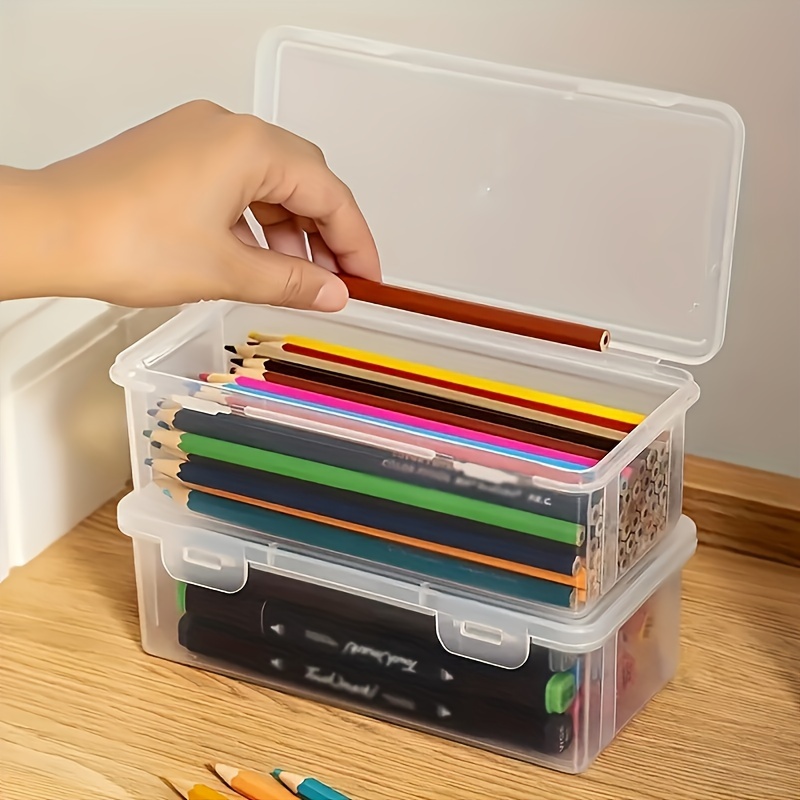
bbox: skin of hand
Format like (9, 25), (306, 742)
(0, 99), (381, 310)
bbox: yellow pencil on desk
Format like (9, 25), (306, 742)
(163, 777), (233, 800)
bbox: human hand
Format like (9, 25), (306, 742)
(0, 100), (380, 309)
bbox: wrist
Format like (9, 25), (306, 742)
(0, 166), (84, 301)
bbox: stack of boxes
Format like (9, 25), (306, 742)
(112, 28), (742, 773)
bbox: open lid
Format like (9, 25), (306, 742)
(254, 27), (744, 364)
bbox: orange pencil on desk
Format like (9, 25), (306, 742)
(211, 763), (296, 800)
(163, 778), (232, 800)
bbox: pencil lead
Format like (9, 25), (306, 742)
(143, 429), (152, 438)
(224, 345), (237, 353)
(199, 373), (210, 382)
(157, 420), (170, 429)
(151, 441), (162, 449)
(230, 357), (244, 366)
(144, 457), (153, 466)
(147, 408), (158, 417)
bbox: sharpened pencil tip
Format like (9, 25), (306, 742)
(230, 357), (244, 366)
(224, 345), (236, 353)
(211, 763), (237, 785)
(143, 429), (152, 438)
(147, 408), (157, 417)
(144, 457), (153, 466)
(199, 373), (210, 382)
(157, 420), (170, 429)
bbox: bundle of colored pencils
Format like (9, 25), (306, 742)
(165, 763), (350, 800)
(145, 330), (670, 610)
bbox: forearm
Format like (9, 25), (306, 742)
(0, 166), (82, 301)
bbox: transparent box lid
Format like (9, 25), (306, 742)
(254, 27), (744, 365)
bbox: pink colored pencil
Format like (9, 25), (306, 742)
(235, 375), (596, 468)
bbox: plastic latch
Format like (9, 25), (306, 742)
(427, 595), (531, 669)
(160, 528), (248, 593)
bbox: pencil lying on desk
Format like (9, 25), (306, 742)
(163, 778), (232, 800)
(272, 769), (351, 800)
(211, 763), (295, 800)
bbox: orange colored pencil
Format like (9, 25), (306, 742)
(211, 764), (295, 800)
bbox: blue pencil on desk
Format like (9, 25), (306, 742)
(272, 769), (350, 800)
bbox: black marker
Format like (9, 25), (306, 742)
(178, 613), (574, 757)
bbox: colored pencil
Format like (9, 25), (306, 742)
(164, 779), (233, 800)
(211, 764), (295, 800)
(158, 480), (580, 606)
(244, 334), (640, 428)
(209, 357), (628, 445)
(151, 404), (596, 523)
(216, 356), (624, 450)
(211, 376), (597, 468)
(272, 770), (350, 800)
(153, 398), (589, 472)
(151, 456), (586, 587)
(231, 348), (634, 434)
(221, 364), (609, 459)
(330, 272), (610, 352)
(149, 429), (585, 545)
(197, 380), (604, 480)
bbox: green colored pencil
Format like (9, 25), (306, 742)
(148, 428), (584, 545)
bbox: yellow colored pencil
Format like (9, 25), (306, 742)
(247, 331), (644, 425)
(163, 777), (232, 800)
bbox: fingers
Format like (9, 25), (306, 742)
(221, 234), (348, 311)
(240, 121), (381, 281)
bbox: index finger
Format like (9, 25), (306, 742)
(250, 130), (381, 280)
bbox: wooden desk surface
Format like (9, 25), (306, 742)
(1, 497), (798, 800)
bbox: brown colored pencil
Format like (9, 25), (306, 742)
(211, 365), (608, 459)
(222, 356), (625, 441)
(336, 274), (610, 351)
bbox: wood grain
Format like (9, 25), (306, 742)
(684, 456), (800, 566)
(1, 494), (798, 800)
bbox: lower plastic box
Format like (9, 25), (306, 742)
(117, 485), (696, 773)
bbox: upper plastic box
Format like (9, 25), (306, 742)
(111, 27), (743, 614)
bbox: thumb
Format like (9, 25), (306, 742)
(221, 237), (349, 311)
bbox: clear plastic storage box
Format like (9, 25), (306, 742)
(112, 26), (742, 612)
(110, 26), (740, 772)
(117, 486), (696, 773)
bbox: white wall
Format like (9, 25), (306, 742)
(1, 0), (798, 476)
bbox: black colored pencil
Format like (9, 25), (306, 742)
(155, 405), (592, 524)
(158, 455), (582, 576)
(222, 356), (621, 451)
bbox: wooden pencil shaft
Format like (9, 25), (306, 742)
(229, 368), (609, 459)
(326, 274), (610, 352)
(238, 335), (638, 429)
(153, 455), (584, 577)
(227, 356), (625, 441)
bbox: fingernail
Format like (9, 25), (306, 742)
(312, 279), (348, 311)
